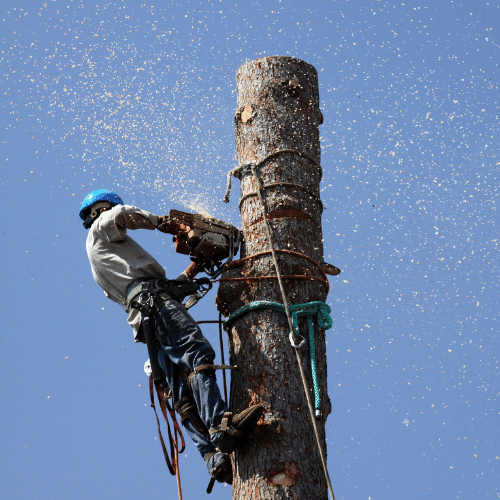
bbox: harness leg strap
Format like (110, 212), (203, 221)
(187, 363), (234, 391)
(181, 363), (234, 439)
(174, 395), (208, 434)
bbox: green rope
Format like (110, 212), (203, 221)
(223, 300), (333, 416)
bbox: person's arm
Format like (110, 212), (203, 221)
(176, 262), (201, 281)
(112, 205), (159, 230)
(96, 205), (160, 242)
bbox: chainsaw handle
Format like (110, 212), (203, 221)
(156, 216), (179, 234)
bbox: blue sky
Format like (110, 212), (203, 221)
(1, 0), (498, 499)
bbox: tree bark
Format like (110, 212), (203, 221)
(217, 56), (329, 500)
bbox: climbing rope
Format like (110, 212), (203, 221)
(249, 163), (300, 344)
(197, 318), (229, 405)
(223, 300), (332, 416)
(238, 181), (324, 212)
(227, 157), (336, 500)
(223, 148), (322, 204)
(219, 312), (229, 405)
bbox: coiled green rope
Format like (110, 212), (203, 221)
(223, 300), (333, 416)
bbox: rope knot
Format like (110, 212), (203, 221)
(222, 300), (333, 416)
(222, 148), (321, 204)
(288, 301), (332, 339)
(223, 165), (250, 203)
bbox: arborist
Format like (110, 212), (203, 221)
(80, 188), (264, 486)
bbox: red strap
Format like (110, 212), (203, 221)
(154, 379), (186, 454)
(149, 376), (186, 475)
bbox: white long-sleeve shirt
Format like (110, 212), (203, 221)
(86, 204), (166, 341)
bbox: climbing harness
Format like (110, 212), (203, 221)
(127, 276), (213, 315)
(128, 277), (212, 386)
(130, 277), (237, 498)
(223, 300), (332, 418)
(223, 150), (336, 500)
(130, 281), (186, 499)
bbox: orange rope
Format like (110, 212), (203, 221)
(220, 275), (329, 292)
(223, 249), (330, 293)
(227, 249), (327, 280)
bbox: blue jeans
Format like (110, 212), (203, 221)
(154, 299), (228, 459)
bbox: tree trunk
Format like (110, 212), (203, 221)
(216, 56), (329, 500)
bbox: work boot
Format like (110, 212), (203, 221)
(206, 451), (232, 485)
(210, 405), (265, 454)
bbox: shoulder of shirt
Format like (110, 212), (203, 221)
(112, 204), (144, 214)
(99, 204), (139, 221)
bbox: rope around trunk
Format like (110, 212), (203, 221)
(223, 148), (322, 204)
(223, 300), (332, 415)
(245, 162), (336, 500)
(226, 249), (329, 282)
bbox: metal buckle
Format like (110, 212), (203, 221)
(289, 332), (306, 349)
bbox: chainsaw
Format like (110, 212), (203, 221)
(157, 210), (241, 278)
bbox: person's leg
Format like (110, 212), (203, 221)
(157, 341), (232, 485)
(156, 346), (215, 459)
(154, 300), (228, 431)
(155, 299), (264, 453)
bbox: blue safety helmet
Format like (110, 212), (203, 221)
(79, 189), (124, 220)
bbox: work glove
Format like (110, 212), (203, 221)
(190, 255), (213, 269)
(194, 276), (211, 287)
(156, 215), (175, 233)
